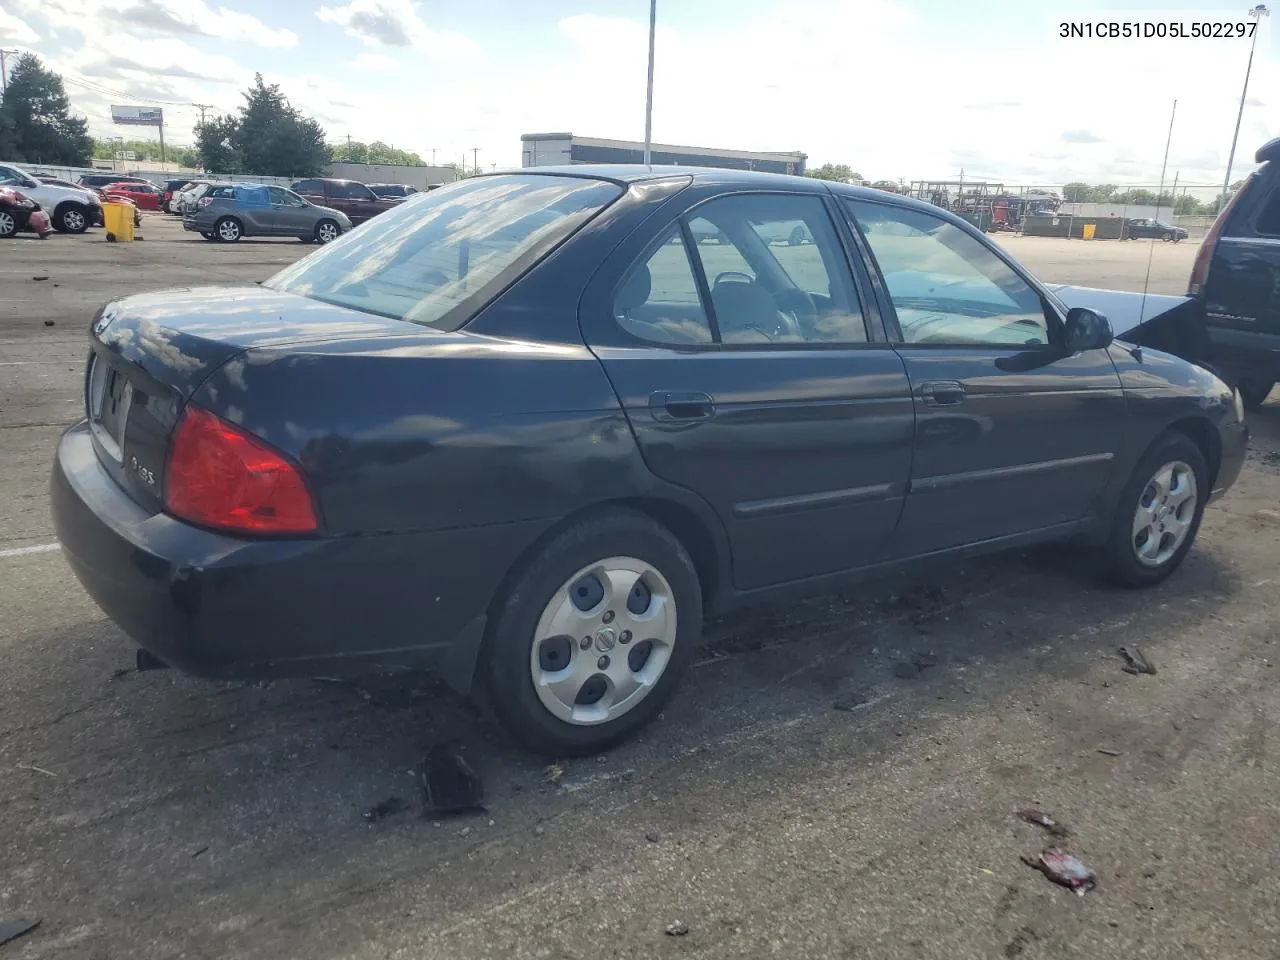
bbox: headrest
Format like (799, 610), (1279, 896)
(616, 264), (652, 314)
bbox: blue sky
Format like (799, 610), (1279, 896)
(0, 0), (1274, 191)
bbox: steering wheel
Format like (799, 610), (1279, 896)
(772, 287), (818, 339)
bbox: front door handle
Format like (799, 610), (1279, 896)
(920, 380), (965, 406)
(649, 390), (716, 422)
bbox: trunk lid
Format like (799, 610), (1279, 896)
(86, 285), (413, 511)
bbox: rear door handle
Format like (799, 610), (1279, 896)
(920, 380), (965, 406)
(649, 390), (716, 422)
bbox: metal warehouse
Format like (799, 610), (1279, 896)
(520, 132), (807, 175)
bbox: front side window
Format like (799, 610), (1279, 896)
(846, 199), (1051, 346)
(266, 175), (622, 331)
(268, 186), (306, 207)
(1255, 185), (1280, 237)
(614, 228), (713, 345)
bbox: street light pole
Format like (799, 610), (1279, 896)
(643, 0), (656, 168)
(1220, 4), (1270, 211)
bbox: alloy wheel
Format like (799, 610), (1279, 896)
(1132, 459), (1197, 567)
(317, 221), (339, 243)
(218, 219), (241, 242)
(529, 557), (678, 725)
(0, 211), (15, 237)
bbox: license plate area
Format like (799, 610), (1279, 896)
(87, 353), (133, 462)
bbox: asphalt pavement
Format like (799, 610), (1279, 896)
(2, 218), (1277, 959)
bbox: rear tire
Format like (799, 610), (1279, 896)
(215, 217), (242, 242)
(1098, 431), (1208, 588)
(1238, 379), (1274, 410)
(482, 509), (702, 756)
(0, 210), (17, 238)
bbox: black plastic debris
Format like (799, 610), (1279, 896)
(31, 276), (48, 282)
(422, 745), (484, 815)
(42, 320), (54, 327)
(1119, 646), (1157, 675)
(1022, 849), (1096, 894)
(362, 796), (409, 823)
(0, 918), (40, 948)
(665, 921), (689, 937)
(1018, 808), (1070, 838)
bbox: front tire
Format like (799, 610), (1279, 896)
(483, 510), (702, 756)
(1099, 431), (1208, 588)
(1238, 379), (1274, 410)
(0, 210), (16, 238)
(55, 204), (89, 234)
(314, 219), (340, 244)
(215, 217), (242, 242)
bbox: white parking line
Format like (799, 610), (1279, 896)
(0, 542), (61, 558)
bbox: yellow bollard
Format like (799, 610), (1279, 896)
(102, 202), (135, 242)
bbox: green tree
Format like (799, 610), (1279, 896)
(195, 116), (243, 174)
(193, 74), (328, 177)
(1062, 181), (1090, 203)
(330, 139), (425, 166)
(806, 163), (863, 183)
(0, 53), (92, 165)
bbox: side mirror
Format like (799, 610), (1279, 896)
(22, 178), (38, 188)
(1063, 307), (1113, 353)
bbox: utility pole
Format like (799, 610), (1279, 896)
(192, 102), (214, 128)
(472, 147), (479, 175)
(431, 147), (436, 166)
(1221, 4), (1270, 211)
(643, 0), (656, 167)
(0, 49), (18, 94)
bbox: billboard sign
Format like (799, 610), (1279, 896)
(111, 106), (164, 126)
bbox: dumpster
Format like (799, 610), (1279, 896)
(102, 201), (134, 242)
(1082, 223), (1096, 240)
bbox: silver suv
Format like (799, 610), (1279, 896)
(182, 183), (352, 243)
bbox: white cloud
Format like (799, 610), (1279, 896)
(11, 0), (295, 48)
(0, 9), (39, 44)
(316, 0), (478, 56)
(349, 51), (399, 72)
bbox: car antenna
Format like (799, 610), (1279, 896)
(1136, 98), (1178, 363)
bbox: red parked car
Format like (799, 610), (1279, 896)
(0, 186), (52, 238)
(102, 181), (162, 211)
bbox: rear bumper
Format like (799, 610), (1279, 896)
(50, 422), (544, 691)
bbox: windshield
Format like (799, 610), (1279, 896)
(264, 174), (622, 330)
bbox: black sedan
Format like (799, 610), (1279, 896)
(51, 168), (1248, 755)
(1126, 218), (1188, 241)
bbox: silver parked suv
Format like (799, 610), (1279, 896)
(182, 182), (352, 243)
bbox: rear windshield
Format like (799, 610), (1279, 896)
(264, 174), (622, 330)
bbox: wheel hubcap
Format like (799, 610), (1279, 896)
(1132, 459), (1197, 567)
(219, 221), (238, 240)
(319, 224), (337, 242)
(65, 210), (84, 230)
(530, 557), (677, 725)
(0, 212), (14, 234)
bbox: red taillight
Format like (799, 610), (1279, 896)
(197, 196), (213, 209)
(1189, 182), (1249, 296)
(165, 406), (317, 535)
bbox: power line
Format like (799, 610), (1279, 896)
(61, 73), (191, 106)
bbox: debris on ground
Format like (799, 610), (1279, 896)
(422, 746), (484, 815)
(542, 762), (565, 784)
(1022, 849), (1097, 894)
(1004, 926), (1040, 958)
(1018, 808), (1070, 838)
(646, 830), (661, 843)
(832, 694), (869, 711)
(362, 796), (410, 823)
(1097, 748), (1123, 757)
(1119, 645), (1157, 675)
(665, 921), (689, 937)
(15, 763), (56, 778)
(42, 320), (54, 327)
(31, 276), (48, 281)
(911, 651), (939, 669)
(191, 846), (209, 859)
(0, 918), (40, 948)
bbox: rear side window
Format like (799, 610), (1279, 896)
(265, 175), (623, 331)
(615, 228), (714, 344)
(208, 186), (235, 199)
(1255, 183), (1280, 237)
(294, 180), (320, 193)
(330, 181), (377, 201)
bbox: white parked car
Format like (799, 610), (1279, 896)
(0, 162), (101, 233)
(172, 181), (214, 215)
